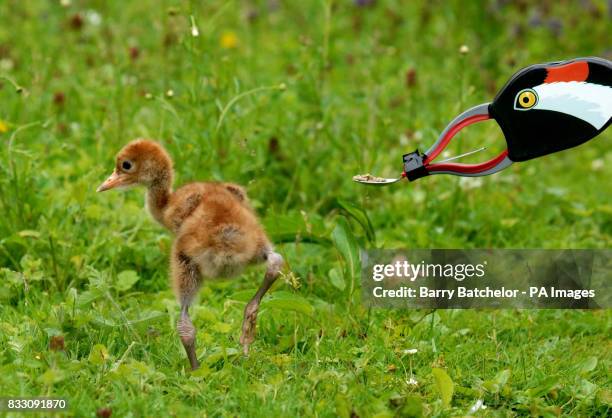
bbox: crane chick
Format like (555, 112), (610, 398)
(97, 139), (283, 370)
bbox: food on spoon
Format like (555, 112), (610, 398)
(352, 173), (388, 182)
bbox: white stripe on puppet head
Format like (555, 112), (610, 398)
(532, 81), (612, 130)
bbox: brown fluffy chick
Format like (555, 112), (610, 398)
(97, 139), (283, 370)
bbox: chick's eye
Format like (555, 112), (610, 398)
(122, 161), (133, 171)
(515, 89), (537, 110)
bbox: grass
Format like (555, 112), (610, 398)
(0, 0), (611, 416)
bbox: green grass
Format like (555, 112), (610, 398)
(0, 0), (611, 416)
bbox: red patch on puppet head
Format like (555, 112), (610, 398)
(544, 61), (589, 83)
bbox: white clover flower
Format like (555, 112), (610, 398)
(468, 399), (486, 413)
(406, 377), (418, 386)
(0, 58), (14, 71)
(591, 159), (604, 171)
(403, 348), (418, 355)
(85, 10), (102, 26)
(459, 45), (470, 54)
(459, 176), (483, 190)
(190, 15), (199, 37)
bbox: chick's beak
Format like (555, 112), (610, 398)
(96, 171), (125, 192)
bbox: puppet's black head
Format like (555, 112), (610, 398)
(489, 57), (611, 162)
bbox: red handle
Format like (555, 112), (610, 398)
(424, 113), (509, 175)
(427, 150), (509, 174)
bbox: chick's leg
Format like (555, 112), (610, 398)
(240, 252), (284, 355)
(172, 251), (201, 370)
(178, 304), (199, 370)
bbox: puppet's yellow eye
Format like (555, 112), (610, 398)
(515, 89), (537, 109)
